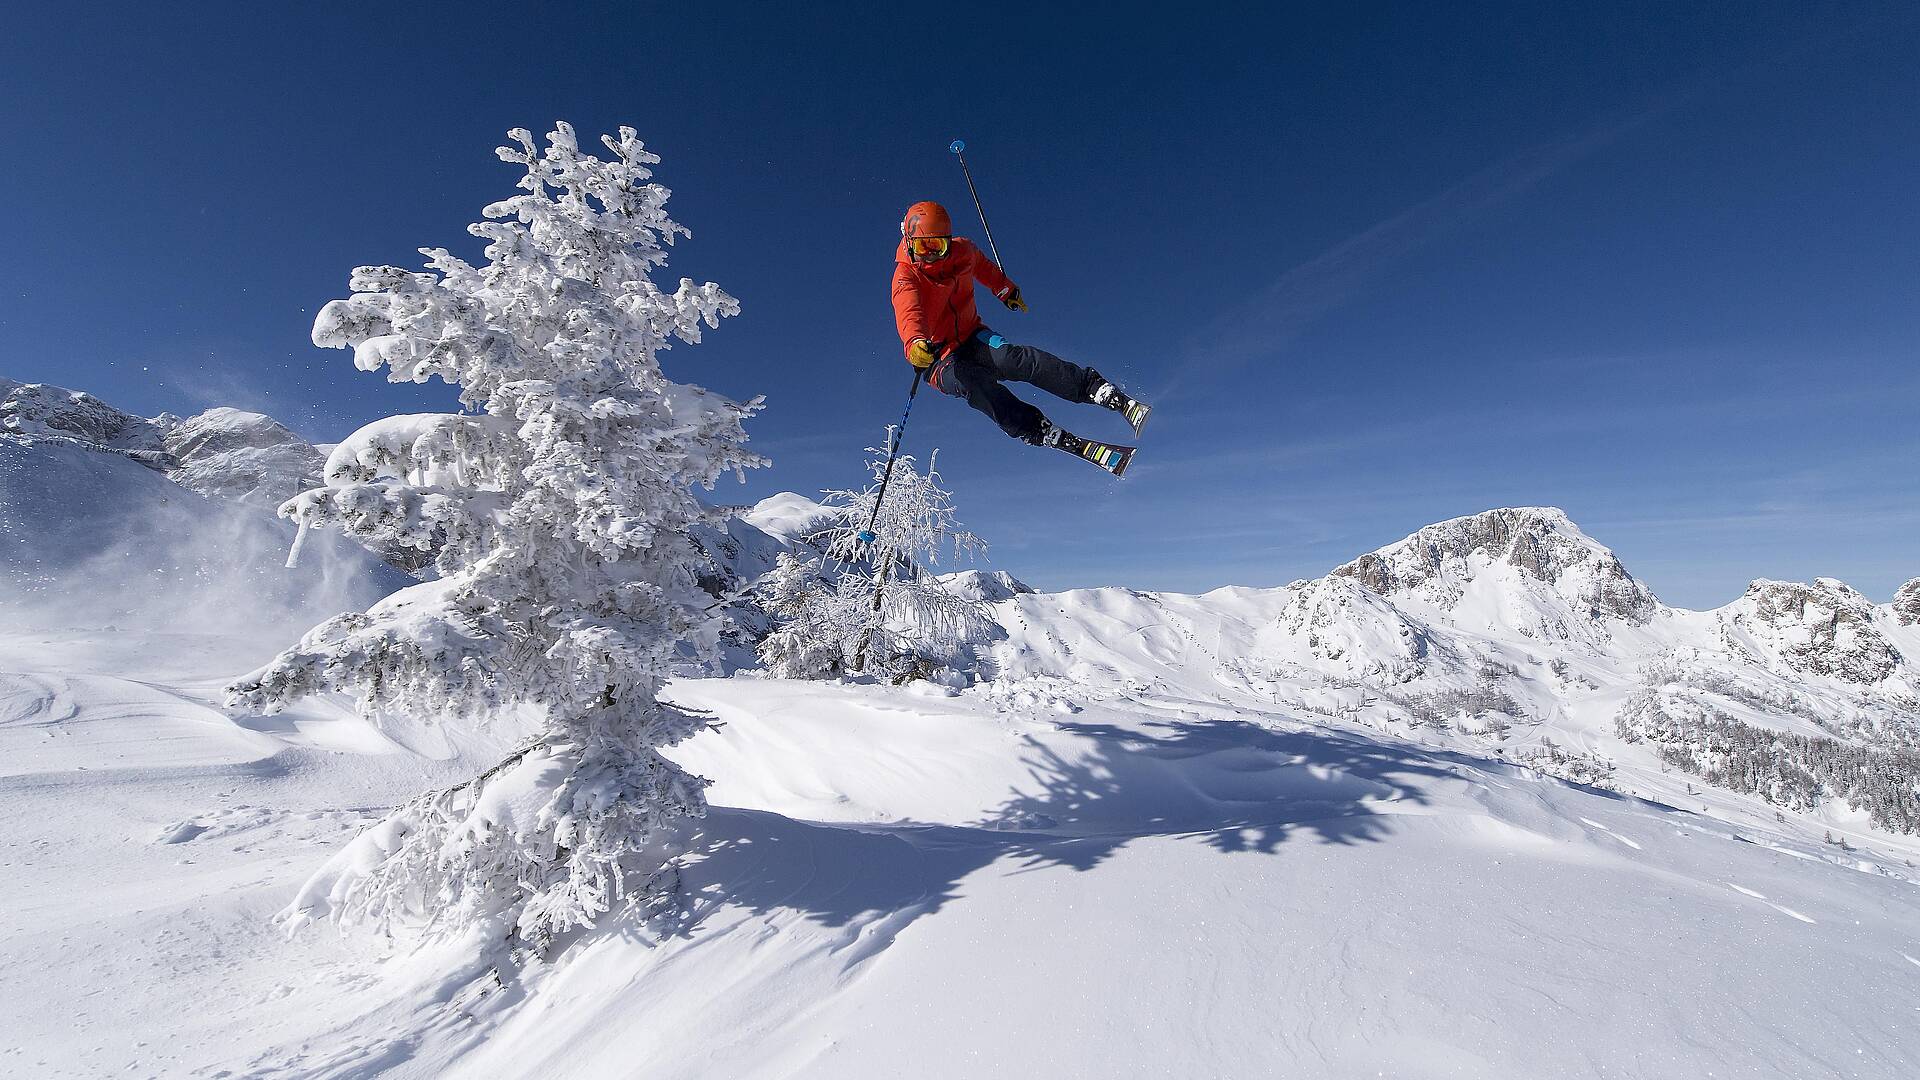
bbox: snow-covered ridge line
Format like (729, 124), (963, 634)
(1, 377), (175, 460)
(6, 481), (1920, 1076)
(1, 377), (327, 510)
(883, 498), (1920, 836)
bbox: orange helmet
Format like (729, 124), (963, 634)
(901, 200), (952, 240)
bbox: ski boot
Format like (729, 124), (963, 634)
(1040, 417), (1135, 477)
(1085, 369), (1151, 438)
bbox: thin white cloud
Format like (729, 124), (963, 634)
(162, 363), (285, 418)
(1164, 111), (1658, 399)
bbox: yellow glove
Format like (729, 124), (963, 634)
(908, 339), (941, 369)
(1001, 287), (1028, 313)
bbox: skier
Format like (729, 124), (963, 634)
(891, 200), (1150, 474)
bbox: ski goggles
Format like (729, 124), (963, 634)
(907, 235), (952, 259)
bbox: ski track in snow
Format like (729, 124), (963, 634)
(1768, 902), (1818, 925)
(1578, 814), (1644, 849)
(0, 636), (488, 1079)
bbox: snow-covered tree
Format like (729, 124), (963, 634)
(227, 123), (763, 947)
(753, 552), (857, 679)
(754, 441), (991, 681)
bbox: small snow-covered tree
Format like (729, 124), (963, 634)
(227, 123), (763, 948)
(754, 440), (991, 681)
(754, 552), (858, 679)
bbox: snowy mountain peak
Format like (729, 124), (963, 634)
(1719, 577), (1904, 684)
(163, 408), (325, 509)
(938, 569), (1034, 603)
(165, 407), (304, 457)
(742, 491), (839, 546)
(0, 379), (172, 462)
(1331, 506), (1656, 631)
(1894, 578), (1920, 626)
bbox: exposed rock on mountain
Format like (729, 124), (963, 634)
(1271, 575), (1440, 681)
(0, 378), (173, 464)
(693, 510), (805, 601)
(163, 407), (325, 509)
(1719, 578), (1904, 684)
(1331, 507), (1658, 634)
(1895, 579), (1920, 627)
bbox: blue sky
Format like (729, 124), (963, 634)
(3, 2), (1915, 608)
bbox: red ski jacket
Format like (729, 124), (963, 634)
(890, 237), (1016, 360)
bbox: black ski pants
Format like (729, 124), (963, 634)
(928, 328), (1093, 445)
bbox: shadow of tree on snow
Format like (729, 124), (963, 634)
(976, 718), (1451, 872)
(666, 717), (1460, 947)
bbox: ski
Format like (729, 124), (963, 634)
(1047, 427), (1135, 477)
(1081, 438), (1135, 476)
(1121, 398), (1150, 438)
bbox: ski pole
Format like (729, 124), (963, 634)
(851, 540), (894, 673)
(948, 139), (1006, 272)
(857, 366), (923, 545)
(851, 367), (924, 672)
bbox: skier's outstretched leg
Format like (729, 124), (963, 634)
(929, 345), (1138, 476)
(975, 334), (1095, 404)
(974, 330), (1152, 437)
(929, 349), (1050, 444)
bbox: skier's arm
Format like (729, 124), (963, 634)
(970, 246), (1018, 305)
(891, 264), (933, 359)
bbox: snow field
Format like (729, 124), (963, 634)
(380, 675), (1920, 1078)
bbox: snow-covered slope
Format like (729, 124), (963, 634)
(1, 376), (441, 581)
(0, 426), (439, 1077)
(0, 431), (404, 634)
(29, 671), (1904, 1079)
(5, 485), (1919, 1077)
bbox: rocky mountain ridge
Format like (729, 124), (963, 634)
(1, 379), (325, 511)
(0, 377), (175, 463)
(1721, 577), (1906, 686)
(1331, 505), (1659, 631)
(163, 407), (326, 509)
